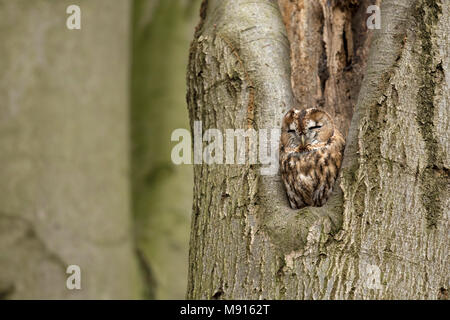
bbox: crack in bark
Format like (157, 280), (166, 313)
(219, 35), (256, 129)
(413, 0), (446, 229)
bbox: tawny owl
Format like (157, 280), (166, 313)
(279, 107), (345, 209)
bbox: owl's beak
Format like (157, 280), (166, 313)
(300, 134), (306, 147)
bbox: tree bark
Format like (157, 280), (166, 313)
(186, 0), (449, 299)
(278, 0), (377, 136)
(0, 0), (142, 299)
(131, 0), (201, 299)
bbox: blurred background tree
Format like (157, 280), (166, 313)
(0, 0), (200, 299)
(131, 0), (201, 299)
(0, 0), (142, 299)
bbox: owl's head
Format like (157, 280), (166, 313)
(281, 107), (335, 150)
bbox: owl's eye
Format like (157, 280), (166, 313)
(309, 125), (322, 130)
(287, 129), (296, 134)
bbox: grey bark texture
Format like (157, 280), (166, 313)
(186, 0), (449, 299)
(0, 0), (142, 299)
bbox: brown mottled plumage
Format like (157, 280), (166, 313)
(279, 107), (345, 209)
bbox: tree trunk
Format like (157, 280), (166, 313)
(131, 0), (201, 299)
(0, 0), (142, 299)
(186, 0), (449, 299)
(278, 0), (377, 136)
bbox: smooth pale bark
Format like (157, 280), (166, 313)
(131, 0), (201, 299)
(186, 0), (449, 299)
(0, 0), (142, 299)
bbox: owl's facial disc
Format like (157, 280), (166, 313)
(306, 120), (322, 130)
(302, 120), (321, 145)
